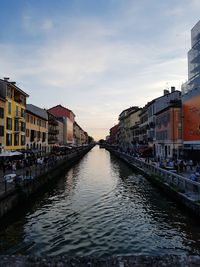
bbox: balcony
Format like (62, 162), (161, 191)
(48, 118), (58, 126)
(49, 129), (59, 135)
(48, 136), (58, 144)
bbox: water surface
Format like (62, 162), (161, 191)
(0, 146), (200, 257)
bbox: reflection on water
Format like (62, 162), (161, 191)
(0, 146), (200, 257)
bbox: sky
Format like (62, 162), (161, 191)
(0, 0), (200, 140)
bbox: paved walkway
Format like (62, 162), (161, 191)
(0, 155), (70, 197)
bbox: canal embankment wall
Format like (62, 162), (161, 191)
(0, 145), (94, 220)
(106, 146), (200, 218)
(1, 254), (200, 267)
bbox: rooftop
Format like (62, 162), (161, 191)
(26, 104), (48, 120)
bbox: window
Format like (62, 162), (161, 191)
(30, 130), (35, 142)
(21, 122), (25, 132)
(37, 131), (41, 139)
(21, 135), (25, 146)
(42, 132), (46, 142)
(15, 106), (19, 116)
(26, 129), (29, 137)
(6, 133), (12, 146)
(6, 117), (12, 130)
(6, 86), (12, 98)
(14, 133), (19, 146)
(0, 126), (4, 136)
(21, 108), (25, 118)
(20, 95), (26, 106)
(0, 107), (4, 118)
(14, 119), (19, 131)
(34, 117), (36, 124)
(30, 116), (33, 124)
(8, 102), (11, 115)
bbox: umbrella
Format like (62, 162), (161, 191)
(0, 151), (22, 157)
(0, 151), (13, 157)
(11, 151), (23, 156)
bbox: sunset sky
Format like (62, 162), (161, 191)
(1, 0), (200, 140)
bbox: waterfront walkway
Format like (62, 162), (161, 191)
(0, 147), (89, 198)
(0, 149), (197, 198)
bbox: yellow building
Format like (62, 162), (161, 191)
(118, 106), (141, 149)
(26, 104), (48, 153)
(0, 78), (29, 151)
(0, 97), (6, 152)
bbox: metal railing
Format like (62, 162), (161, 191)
(109, 148), (200, 201)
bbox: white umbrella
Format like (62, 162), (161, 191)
(11, 151), (22, 156)
(0, 151), (13, 157)
(0, 151), (22, 157)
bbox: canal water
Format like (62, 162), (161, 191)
(0, 146), (200, 257)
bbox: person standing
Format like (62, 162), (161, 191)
(189, 159), (193, 171)
(12, 162), (16, 174)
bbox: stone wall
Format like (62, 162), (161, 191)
(107, 147), (200, 218)
(0, 255), (200, 267)
(0, 145), (94, 219)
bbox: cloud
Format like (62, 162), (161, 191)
(22, 14), (54, 34)
(1, 0), (200, 139)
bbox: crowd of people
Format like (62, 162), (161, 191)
(112, 145), (200, 183)
(0, 146), (82, 180)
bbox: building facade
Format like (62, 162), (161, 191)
(48, 105), (75, 144)
(155, 100), (182, 159)
(0, 78), (28, 151)
(57, 119), (64, 145)
(26, 104), (48, 153)
(109, 124), (119, 145)
(118, 107), (139, 150)
(48, 112), (59, 152)
(0, 97), (5, 152)
(182, 20), (200, 160)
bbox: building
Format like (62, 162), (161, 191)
(118, 106), (139, 150)
(74, 122), (87, 146)
(0, 97), (5, 152)
(0, 78), (29, 151)
(155, 100), (182, 159)
(74, 122), (82, 145)
(83, 131), (88, 144)
(57, 119), (65, 145)
(48, 105), (75, 144)
(48, 112), (59, 152)
(182, 20), (200, 160)
(26, 104), (48, 153)
(145, 88), (181, 155)
(109, 124), (119, 145)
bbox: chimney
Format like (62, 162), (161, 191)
(3, 77), (9, 81)
(171, 86), (175, 93)
(163, 89), (169, 95)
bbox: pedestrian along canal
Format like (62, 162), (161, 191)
(0, 146), (200, 257)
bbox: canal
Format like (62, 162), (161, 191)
(0, 146), (200, 257)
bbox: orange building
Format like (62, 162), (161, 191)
(155, 100), (182, 159)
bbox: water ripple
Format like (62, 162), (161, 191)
(1, 146), (200, 257)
